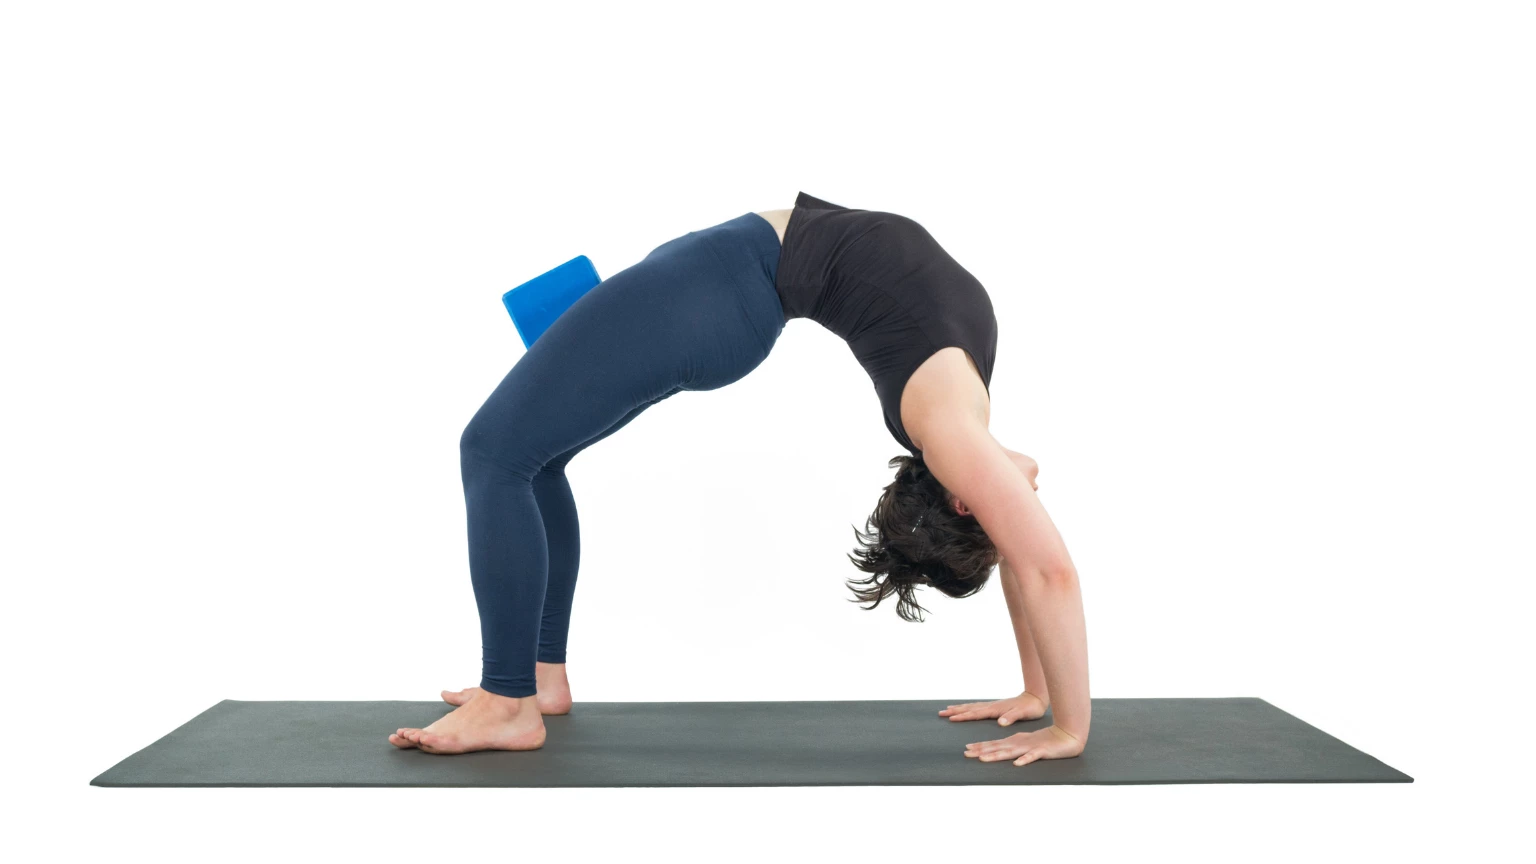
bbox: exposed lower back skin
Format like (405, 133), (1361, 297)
(756, 208), (791, 245)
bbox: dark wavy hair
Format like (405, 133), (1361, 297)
(846, 453), (1000, 622)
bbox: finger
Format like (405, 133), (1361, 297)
(978, 744), (1028, 762)
(1014, 751), (1043, 767)
(948, 709), (995, 722)
(940, 702), (977, 712)
(965, 734), (1013, 748)
(999, 704), (1042, 726)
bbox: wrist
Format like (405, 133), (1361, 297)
(1051, 723), (1087, 746)
(1021, 689), (1050, 711)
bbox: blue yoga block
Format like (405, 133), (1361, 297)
(502, 255), (602, 347)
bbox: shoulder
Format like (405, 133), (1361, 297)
(902, 347), (991, 451)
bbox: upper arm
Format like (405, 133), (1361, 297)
(921, 422), (1075, 578)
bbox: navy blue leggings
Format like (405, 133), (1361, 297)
(459, 212), (785, 698)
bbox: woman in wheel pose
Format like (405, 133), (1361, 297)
(390, 192), (1090, 768)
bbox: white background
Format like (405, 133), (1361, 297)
(3, 1), (1531, 860)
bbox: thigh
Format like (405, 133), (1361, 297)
(542, 387), (674, 472)
(462, 234), (743, 470)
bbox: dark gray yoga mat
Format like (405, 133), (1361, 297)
(91, 696), (1411, 787)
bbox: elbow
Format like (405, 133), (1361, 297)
(1042, 565), (1079, 588)
(1013, 561), (1079, 588)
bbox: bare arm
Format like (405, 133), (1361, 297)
(921, 422), (1091, 744)
(998, 557), (1051, 707)
(997, 448), (1049, 701)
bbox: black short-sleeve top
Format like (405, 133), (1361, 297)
(774, 191), (998, 455)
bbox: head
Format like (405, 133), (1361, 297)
(846, 453), (1000, 622)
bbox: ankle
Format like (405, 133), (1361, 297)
(478, 689), (540, 713)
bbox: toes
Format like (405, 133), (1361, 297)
(441, 687), (482, 705)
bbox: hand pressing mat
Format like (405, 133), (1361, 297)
(90, 697), (1411, 787)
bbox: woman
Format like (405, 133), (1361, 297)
(390, 192), (1091, 767)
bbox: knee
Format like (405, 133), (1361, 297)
(460, 416), (543, 481)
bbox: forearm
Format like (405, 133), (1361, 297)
(1012, 564), (1090, 742)
(915, 426), (1090, 743)
(998, 558), (1050, 705)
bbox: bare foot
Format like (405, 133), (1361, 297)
(388, 688), (545, 754)
(442, 662), (572, 715)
